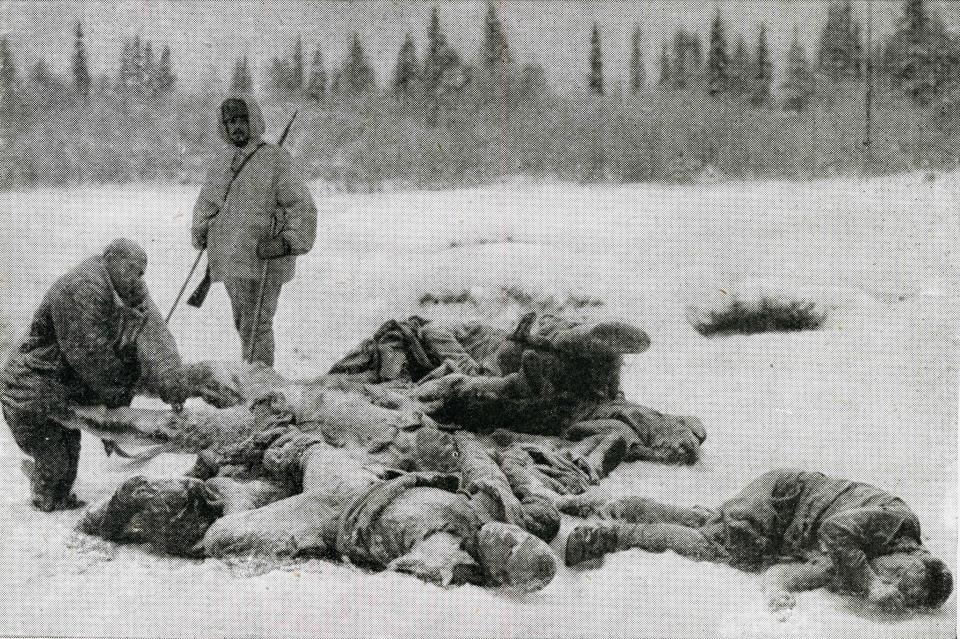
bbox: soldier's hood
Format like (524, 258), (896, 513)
(217, 93), (266, 145)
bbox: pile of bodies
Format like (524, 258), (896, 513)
(74, 312), (698, 592)
(68, 312), (952, 610)
(3, 257), (952, 607)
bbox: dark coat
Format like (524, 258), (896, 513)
(329, 317), (486, 383)
(2, 256), (182, 416)
(712, 469), (923, 591)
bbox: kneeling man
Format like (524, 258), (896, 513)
(1, 239), (238, 511)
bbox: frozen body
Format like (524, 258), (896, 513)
(0, 174), (954, 638)
(560, 469), (952, 612)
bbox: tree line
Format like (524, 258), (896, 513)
(0, 0), (957, 189)
(246, 0), (958, 112)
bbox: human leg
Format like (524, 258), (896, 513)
(565, 521), (726, 567)
(4, 406), (83, 511)
(557, 493), (714, 527)
(225, 278), (282, 367)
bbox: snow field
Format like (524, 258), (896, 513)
(0, 172), (955, 637)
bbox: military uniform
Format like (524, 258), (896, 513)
(2, 255), (184, 510)
(329, 316), (488, 384)
(563, 469), (928, 598)
(192, 94), (317, 366)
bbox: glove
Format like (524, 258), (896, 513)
(256, 236), (290, 260)
(183, 361), (245, 409)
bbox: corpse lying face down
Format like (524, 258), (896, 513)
(59, 313), (952, 608)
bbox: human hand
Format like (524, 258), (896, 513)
(869, 581), (905, 613)
(412, 374), (467, 413)
(185, 361), (246, 408)
(256, 237), (290, 260)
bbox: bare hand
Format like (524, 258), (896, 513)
(869, 581), (905, 613)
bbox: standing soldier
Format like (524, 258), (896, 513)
(192, 94), (317, 367)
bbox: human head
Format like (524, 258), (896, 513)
(110, 475), (221, 557)
(477, 522), (557, 593)
(221, 98), (250, 147)
(411, 426), (460, 474)
(872, 552), (953, 610)
(217, 95), (265, 148)
(103, 238), (147, 301)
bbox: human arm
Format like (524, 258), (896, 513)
(272, 150), (316, 257)
(419, 324), (485, 376)
(191, 167), (222, 250)
(764, 556), (835, 612)
(818, 507), (915, 609)
(50, 276), (136, 407)
(453, 433), (528, 527)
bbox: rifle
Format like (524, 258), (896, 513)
(246, 110), (298, 363)
(173, 110), (299, 314)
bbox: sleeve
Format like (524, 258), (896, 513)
(134, 290), (188, 406)
(419, 324), (484, 375)
(818, 507), (908, 594)
(50, 276), (134, 406)
(192, 166), (222, 250)
(274, 150), (317, 256)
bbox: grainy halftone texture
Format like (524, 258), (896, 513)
(0, 1), (956, 637)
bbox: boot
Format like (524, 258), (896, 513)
(564, 523), (619, 567)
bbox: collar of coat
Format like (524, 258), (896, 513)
(93, 255), (144, 312)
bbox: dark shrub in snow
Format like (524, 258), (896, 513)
(689, 296), (826, 337)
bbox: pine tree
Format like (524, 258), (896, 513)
(130, 35), (145, 94)
(482, 2), (510, 71)
(393, 33), (420, 99)
(782, 26), (813, 111)
(884, 0), (953, 105)
(72, 21), (91, 99)
(672, 30), (703, 90)
(818, 0), (863, 83)
(423, 7), (464, 122)
(423, 6), (444, 103)
(707, 11), (729, 97)
(142, 40), (156, 96)
(333, 33), (375, 97)
(588, 22), (604, 96)
(28, 58), (66, 109)
(657, 40), (672, 87)
(306, 46), (327, 102)
(117, 39), (132, 93)
(0, 36), (16, 107)
(517, 62), (547, 100)
(230, 55), (253, 93)
(751, 24), (772, 107)
(629, 25), (644, 94)
(480, 1), (511, 100)
(269, 56), (292, 98)
(687, 32), (704, 87)
(728, 34), (751, 96)
(840, 0), (863, 80)
(291, 34), (305, 94)
(153, 45), (175, 95)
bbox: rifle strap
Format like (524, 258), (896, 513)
(222, 141), (266, 203)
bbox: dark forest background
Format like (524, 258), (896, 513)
(1, 0), (958, 190)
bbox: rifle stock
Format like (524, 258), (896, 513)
(186, 267), (212, 308)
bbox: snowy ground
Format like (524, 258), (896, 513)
(0, 173), (956, 638)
